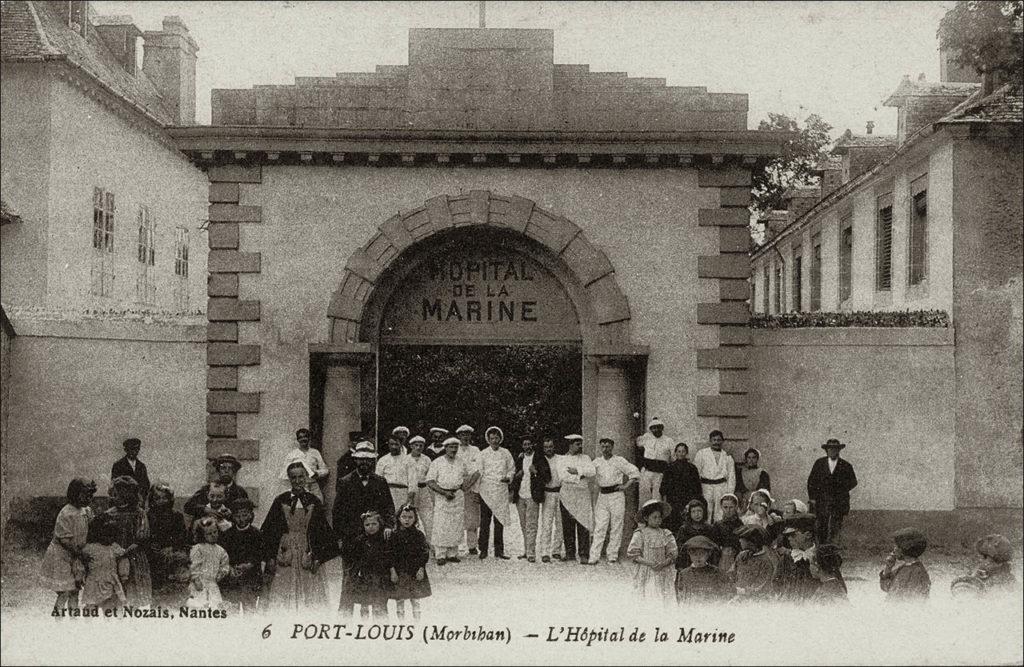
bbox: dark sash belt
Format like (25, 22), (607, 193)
(700, 477), (727, 485)
(417, 482), (427, 488)
(434, 486), (460, 493)
(599, 486), (621, 495)
(545, 486), (561, 493)
(388, 483), (408, 489)
(642, 458), (668, 473)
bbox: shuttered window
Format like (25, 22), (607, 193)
(792, 246), (803, 312)
(876, 194), (893, 291)
(810, 233), (822, 311)
(839, 216), (853, 303)
(908, 175), (928, 286)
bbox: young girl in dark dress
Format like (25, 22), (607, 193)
(387, 504), (432, 621)
(102, 476), (152, 607)
(146, 484), (189, 602)
(340, 510), (390, 619)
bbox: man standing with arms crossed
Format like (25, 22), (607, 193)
(634, 418), (674, 506)
(693, 430), (736, 522)
(558, 434), (597, 564)
(587, 437), (640, 565)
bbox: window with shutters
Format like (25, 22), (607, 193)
(876, 194), (893, 291)
(792, 246), (803, 312)
(810, 233), (822, 311)
(839, 216), (853, 303)
(908, 176), (928, 286)
(762, 265), (770, 314)
(90, 188), (115, 297)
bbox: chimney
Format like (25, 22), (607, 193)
(93, 16), (143, 76)
(865, 120), (874, 135)
(142, 16), (198, 125)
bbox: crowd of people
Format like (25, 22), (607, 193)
(39, 421), (1017, 618)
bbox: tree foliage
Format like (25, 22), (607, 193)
(750, 112), (833, 228)
(939, 1), (1023, 83)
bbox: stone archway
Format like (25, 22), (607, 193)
(326, 191), (634, 353)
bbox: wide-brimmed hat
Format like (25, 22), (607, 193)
(821, 439), (846, 451)
(210, 453), (242, 470)
(782, 513), (817, 535)
(893, 527), (928, 558)
(484, 426), (504, 443)
(734, 524), (769, 549)
(351, 441), (377, 459)
(638, 499), (671, 521)
(682, 535), (718, 552)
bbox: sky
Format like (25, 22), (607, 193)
(93, 1), (957, 138)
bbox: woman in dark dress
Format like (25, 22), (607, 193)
(660, 443), (703, 532)
(146, 483), (189, 603)
(387, 504), (432, 621)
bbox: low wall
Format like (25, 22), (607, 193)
(749, 327), (956, 511)
(1, 319), (208, 542)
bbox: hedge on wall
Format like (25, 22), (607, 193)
(750, 310), (950, 329)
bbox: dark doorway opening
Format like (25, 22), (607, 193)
(377, 343), (582, 450)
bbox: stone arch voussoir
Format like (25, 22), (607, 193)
(328, 191), (632, 348)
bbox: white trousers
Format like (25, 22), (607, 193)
(538, 491), (561, 558)
(703, 483), (729, 522)
(588, 491), (625, 563)
(638, 469), (663, 507)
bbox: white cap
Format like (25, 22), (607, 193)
(563, 433), (583, 441)
(429, 427), (449, 435)
(351, 441), (377, 459)
(392, 426), (410, 436)
(648, 417), (664, 428)
(455, 424), (475, 434)
(442, 437), (462, 447)
(408, 435), (426, 445)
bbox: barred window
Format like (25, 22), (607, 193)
(792, 245), (803, 312)
(92, 187), (114, 253)
(876, 194), (893, 291)
(137, 206), (155, 266)
(810, 233), (822, 311)
(908, 176), (928, 286)
(174, 227), (190, 278)
(839, 216), (853, 303)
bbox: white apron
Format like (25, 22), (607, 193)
(431, 489), (465, 548)
(479, 478), (511, 527)
(559, 484), (593, 532)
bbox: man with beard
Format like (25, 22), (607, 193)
(537, 436), (564, 563)
(184, 454), (249, 521)
(806, 439), (858, 545)
(333, 441), (395, 568)
(512, 437), (549, 563)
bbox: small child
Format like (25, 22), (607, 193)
(731, 524), (777, 600)
(201, 483), (233, 534)
(340, 510), (390, 619)
(782, 499), (809, 519)
(970, 534), (1016, 595)
(41, 478), (97, 613)
(387, 504), (431, 621)
(879, 527), (931, 602)
(675, 535), (734, 603)
(80, 516), (130, 611)
(810, 543), (848, 603)
(220, 498), (265, 613)
(186, 517), (231, 610)
(627, 500), (678, 605)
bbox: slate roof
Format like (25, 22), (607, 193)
(884, 76), (980, 105)
(832, 132), (897, 153)
(938, 83), (1023, 124)
(0, 1), (172, 125)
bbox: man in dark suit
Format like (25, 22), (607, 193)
(806, 439), (858, 545)
(111, 438), (151, 505)
(332, 441), (395, 548)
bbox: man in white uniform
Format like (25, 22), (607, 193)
(455, 424), (482, 555)
(558, 434), (597, 564)
(425, 437), (471, 564)
(376, 433), (412, 511)
(537, 436), (563, 563)
(634, 417), (675, 507)
(692, 430), (736, 522)
(281, 428), (330, 500)
(406, 436), (433, 546)
(587, 437), (640, 565)
(477, 426), (514, 559)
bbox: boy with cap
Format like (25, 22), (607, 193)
(635, 418), (674, 507)
(880, 527), (931, 601)
(455, 425), (483, 555)
(773, 513), (821, 603)
(111, 438), (151, 505)
(675, 535), (734, 603)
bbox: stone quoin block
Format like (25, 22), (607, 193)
(207, 367), (239, 390)
(208, 204), (262, 223)
(719, 227), (751, 254)
(698, 255), (750, 279)
(698, 167), (753, 188)
(718, 369), (749, 394)
(696, 302), (750, 325)
(208, 223), (239, 250)
(208, 182), (240, 203)
(719, 187), (752, 207)
(206, 414), (237, 438)
(718, 417), (750, 440)
(718, 325), (752, 346)
(587, 273), (631, 324)
(696, 347), (749, 369)
(207, 298), (260, 321)
(207, 322), (238, 342)
(697, 394), (749, 417)
(208, 165), (262, 183)
(206, 439), (260, 461)
(207, 273), (239, 298)
(208, 250), (261, 274)
(207, 342), (261, 366)
(560, 235), (615, 287)
(698, 208), (750, 227)
(718, 279), (751, 301)
(207, 390), (261, 414)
